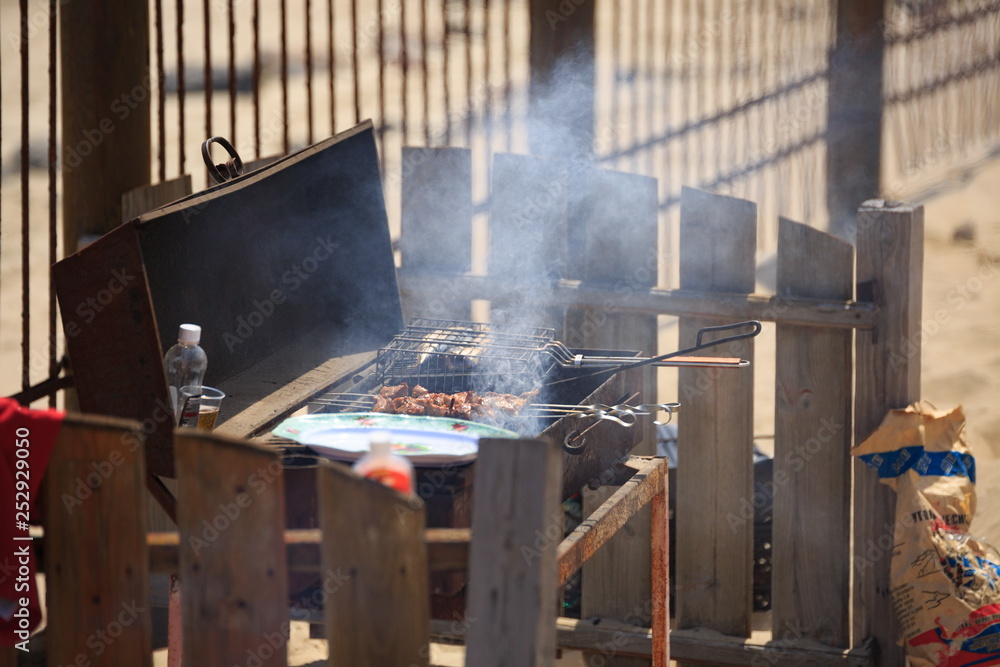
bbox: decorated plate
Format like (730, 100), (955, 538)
(271, 412), (518, 466)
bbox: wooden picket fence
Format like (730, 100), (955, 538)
(394, 148), (925, 666)
(29, 413), (666, 666)
(9, 150), (922, 666)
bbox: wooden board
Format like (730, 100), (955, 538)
(53, 223), (175, 477)
(43, 413), (152, 667)
(852, 201), (923, 665)
(772, 218), (853, 646)
(675, 187), (756, 651)
(174, 432), (289, 667)
(400, 147), (473, 322)
(465, 438), (562, 666)
(318, 460), (430, 666)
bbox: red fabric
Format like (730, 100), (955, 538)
(0, 398), (64, 647)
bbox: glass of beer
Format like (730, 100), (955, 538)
(178, 386), (225, 431)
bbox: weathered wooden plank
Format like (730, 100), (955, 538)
(148, 527), (470, 575)
(465, 438), (562, 666)
(174, 432), (289, 667)
(428, 619), (874, 666)
(400, 147), (473, 322)
(60, 0), (150, 252)
(43, 413), (152, 667)
(675, 187), (756, 652)
(827, 1), (886, 239)
(852, 201), (923, 665)
(557, 458), (667, 585)
(318, 459), (429, 667)
(121, 175), (193, 223)
(396, 273), (877, 330)
(53, 223), (175, 477)
(528, 0), (595, 159)
(772, 218), (854, 647)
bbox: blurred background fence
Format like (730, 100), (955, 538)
(2, 0), (999, 403)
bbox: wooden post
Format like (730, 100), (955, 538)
(528, 0), (596, 159)
(465, 438), (562, 666)
(772, 218), (853, 646)
(174, 432), (289, 667)
(43, 414), (152, 667)
(318, 460), (430, 666)
(853, 201), (923, 665)
(675, 187), (756, 661)
(60, 0), (151, 252)
(827, 0), (886, 241)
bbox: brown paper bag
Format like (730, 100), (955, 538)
(854, 402), (1000, 666)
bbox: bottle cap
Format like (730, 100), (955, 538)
(369, 430), (393, 457)
(178, 324), (202, 344)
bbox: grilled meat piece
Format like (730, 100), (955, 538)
(372, 394), (396, 413)
(379, 382), (411, 400)
(370, 386), (533, 422)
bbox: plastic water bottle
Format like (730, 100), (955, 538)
(352, 430), (415, 494)
(164, 324), (208, 423)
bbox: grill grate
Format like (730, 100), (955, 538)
(376, 318), (558, 393)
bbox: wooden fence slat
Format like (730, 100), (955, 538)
(675, 187), (756, 655)
(489, 153), (569, 329)
(465, 438), (562, 666)
(772, 218), (853, 647)
(174, 432), (289, 667)
(564, 165), (659, 667)
(43, 414), (152, 667)
(852, 201), (923, 665)
(317, 459), (430, 667)
(400, 146), (473, 322)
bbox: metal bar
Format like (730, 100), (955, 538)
(48, 0), (58, 406)
(557, 458), (666, 585)
(401, 0), (408, 143)
(328, 0), (335, 133)
(421, 0), (430, 145)
(155, 0), (166, 181)
(305, 0), (314, 144)
(378, 0), (386, 144)
(464, 0), (472, 146)
(651, 488), (669, 667)
(483, 0), (492, 155)
(178, 0), (186, 170)
(253, 0), (260, 155)
(442, 0), (451, 143)
(396, 272), (878, 330)
(228, 0), (237, 145)
(502, 0), (511, 151)
(203, 0), (212, 160)
(352, 0), (360, 123)
(20, 0), (30, 392)
(281, 0), (289, 153)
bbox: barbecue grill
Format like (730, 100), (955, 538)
(52, 120), (752, 511)
(374, 317), (756, 395)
